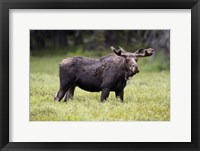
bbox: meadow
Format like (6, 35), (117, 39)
(30, 49), (170, 121)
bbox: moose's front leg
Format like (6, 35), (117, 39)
(101, 88), (110, 102)
(115, 90), (124, 102)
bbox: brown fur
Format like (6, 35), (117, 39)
(55, 47), (154, 102)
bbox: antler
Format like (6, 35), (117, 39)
(111, 46), (154, 58)
(111, 46), (121, 55)
(118, 46), (126, 53)
(134, 48), (154, 57)
(111, 46), (129, 58)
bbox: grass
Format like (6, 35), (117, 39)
(30, 49), (170, 121)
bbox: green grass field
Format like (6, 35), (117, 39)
(30, 50), (170, 121)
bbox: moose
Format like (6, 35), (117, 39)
(54, 46), (154, 102)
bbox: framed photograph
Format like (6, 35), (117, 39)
(0, 0), (199, 151)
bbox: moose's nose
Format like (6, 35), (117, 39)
(135, 67), (140, 73)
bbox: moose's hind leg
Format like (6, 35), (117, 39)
(54, 85), (70, 102)
(64, 86), (75, 101)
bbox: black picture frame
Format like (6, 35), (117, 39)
(0, 0), (200, 151)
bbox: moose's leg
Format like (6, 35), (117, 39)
(101, 88), (110, 102)
(115, 90), (124, 102)
(54, 85), (70, 102)
(64, 86), (75, 101)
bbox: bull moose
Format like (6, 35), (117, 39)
(54, 46), (154, 102)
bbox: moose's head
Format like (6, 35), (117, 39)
(111, 46), (154, 76)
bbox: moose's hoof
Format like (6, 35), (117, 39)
(54, 94), (60, 102)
